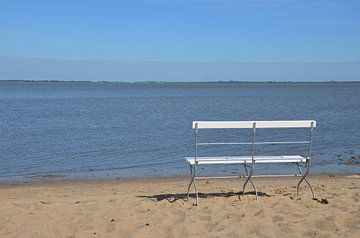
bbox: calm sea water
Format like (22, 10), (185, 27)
(0, 81), (359, 182)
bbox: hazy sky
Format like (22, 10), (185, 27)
(0, 0), (359, 81)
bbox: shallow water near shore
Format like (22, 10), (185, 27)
(0, 81), (359, 182)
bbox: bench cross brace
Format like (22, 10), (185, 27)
(296, 161), (315, 198)
(242, 163), (258, 200)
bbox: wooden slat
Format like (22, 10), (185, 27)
(192, 120), (316, 129)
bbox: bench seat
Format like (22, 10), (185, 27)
(185, 155), (308, 165)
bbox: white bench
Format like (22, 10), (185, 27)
(185, 120), (316, 205)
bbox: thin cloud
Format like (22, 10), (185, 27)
(0, 30), (25, 35)
(147, 0), (293, 6)
(147, 0), (360, 26)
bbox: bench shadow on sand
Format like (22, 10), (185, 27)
(137, 191), (271, 203)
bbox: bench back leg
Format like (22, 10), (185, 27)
(187, 123), (199, 205)
(296, 122), (316, 198)
(242, 122), (258, 200)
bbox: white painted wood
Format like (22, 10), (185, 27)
(185, 155), (308, 165)
(192, 120), (316, 129)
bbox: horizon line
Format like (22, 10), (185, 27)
(1, 55), (360, 65)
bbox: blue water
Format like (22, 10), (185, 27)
(0, 81), (359, 182)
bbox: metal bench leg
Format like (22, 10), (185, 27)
(242, 122), (258, 200)
(187, 164), (199, 205)
(296, 162), (315, 198)
(187, 165), (194, 200)
(242, 163), (258, 200)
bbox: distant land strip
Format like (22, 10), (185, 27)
(0, 80), (359, 84)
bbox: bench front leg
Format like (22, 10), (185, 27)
(187, 164), (199, 205)
(296, 161), (315, 198)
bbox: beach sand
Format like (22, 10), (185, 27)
(0, 175), (359, 237)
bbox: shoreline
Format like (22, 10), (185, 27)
(1, 173), (359, 188)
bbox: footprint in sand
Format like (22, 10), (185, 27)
(12, 203), (31, 209)
(314, 216), (338, 232)
(254, 209), (265, 217)
(207, 222), (225, 232)
(303, 230), (322, 237)
(200, 215), (212, 222)
(352, 192), (359, 202)
(106, 222), (115, 233)
(273, 214), (284, 223)
(278, 225), (295, 235)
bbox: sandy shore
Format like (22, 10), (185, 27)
(0, 175), (359, 238)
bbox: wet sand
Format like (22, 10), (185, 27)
(0, 175), (359, 237)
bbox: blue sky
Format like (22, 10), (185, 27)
(0, 0), (359, 81)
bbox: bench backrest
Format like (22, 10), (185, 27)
(192, 120), (316, 160)
(192, 120), (316, 129)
